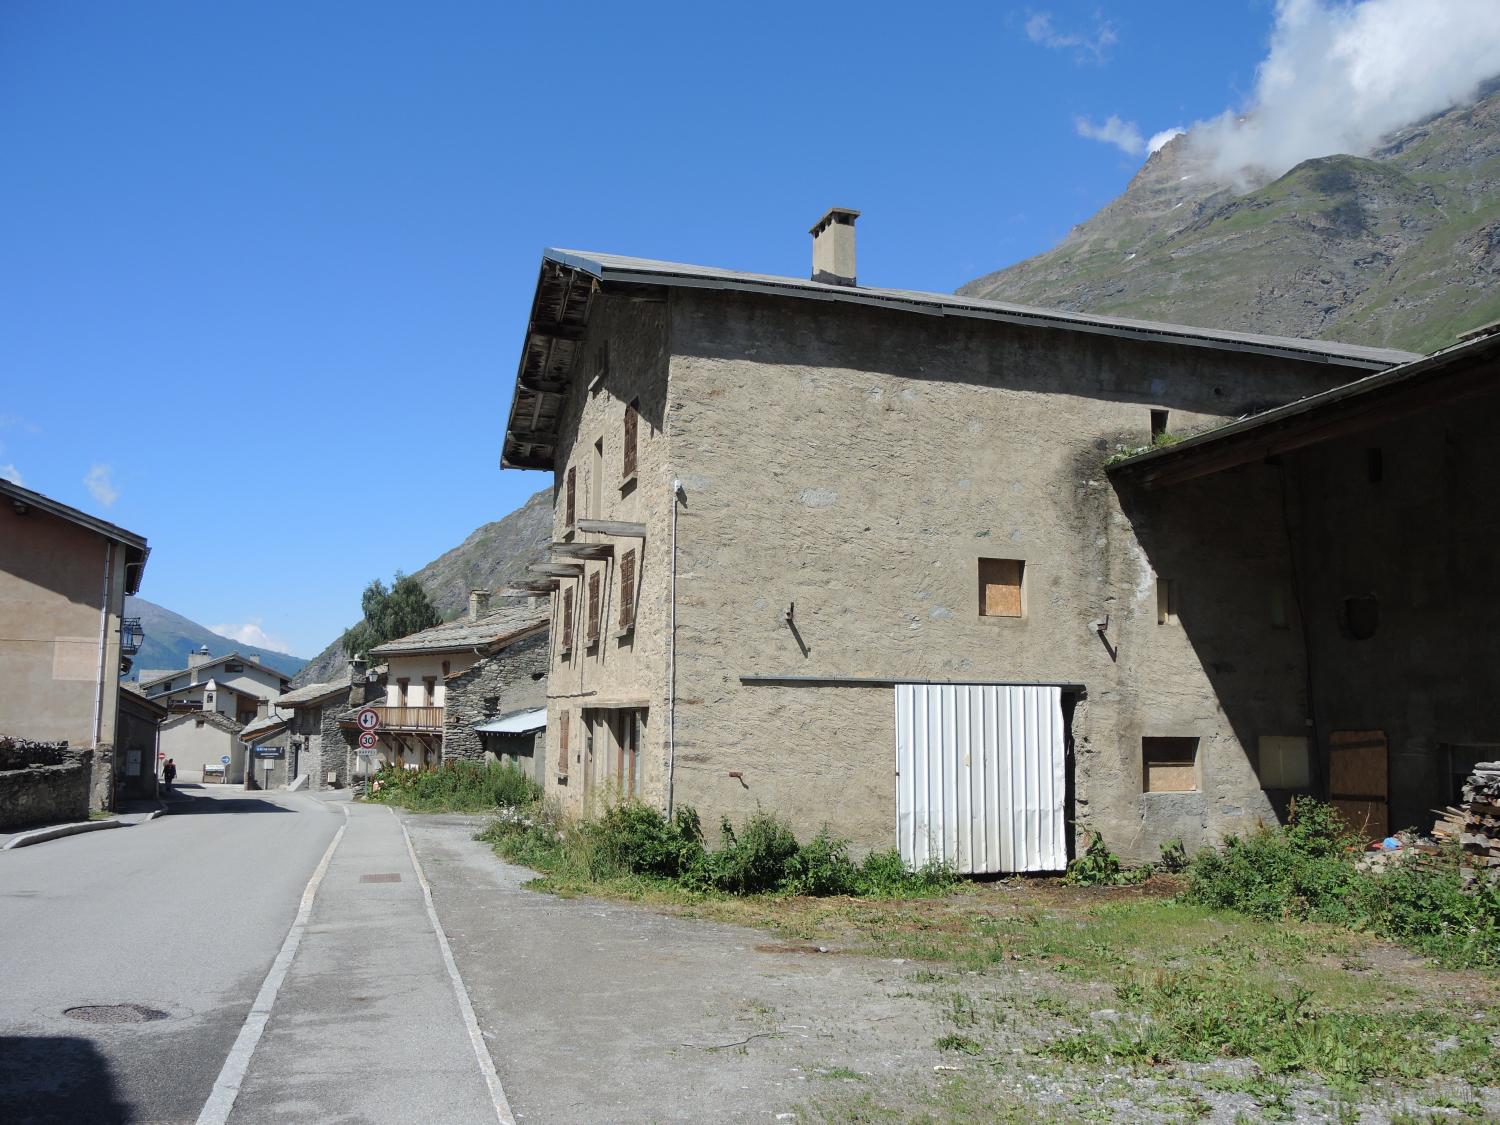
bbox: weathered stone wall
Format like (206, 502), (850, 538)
(0, 738), (93, 830)
(317, 703), (355, 790)
(658, 288), (1364, 860)
(543, 291), (673, 815)
(442, 631), (549, 762)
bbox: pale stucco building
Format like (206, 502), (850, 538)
(500, 211), (1418, 868)
(0, 478), (150, 809)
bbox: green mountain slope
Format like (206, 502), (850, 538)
(960, 82), (1500, 355)
(291, 485), (553, 687)
(125, 597), (307, 680)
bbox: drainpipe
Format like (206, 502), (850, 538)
(667, 478), (682, 815)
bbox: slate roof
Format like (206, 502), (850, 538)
(138, 652), (292, 690)
(277, 680), (349, 707)
(369, 602), (549, 657)
(239, 713), (289, 741)
(162, 710), (243, 735)
(503, 248), (1421, 469)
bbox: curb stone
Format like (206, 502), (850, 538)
(2, 818), (123, 850)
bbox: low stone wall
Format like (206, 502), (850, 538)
(0, 737), (93, 831)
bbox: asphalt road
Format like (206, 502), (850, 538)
(0, 784), (342, 1124)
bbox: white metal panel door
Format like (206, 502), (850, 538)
(894, 684), (1066, 874)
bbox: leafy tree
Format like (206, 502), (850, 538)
(341, 572), (441, 657)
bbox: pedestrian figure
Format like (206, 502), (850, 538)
(162, 758), (177, 791)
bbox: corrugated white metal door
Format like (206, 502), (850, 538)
(894, 684), (1066, 874)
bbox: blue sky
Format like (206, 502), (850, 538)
(0, 2), (1333, 656)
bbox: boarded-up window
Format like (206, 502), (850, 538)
(565, 467), (576, 529)
(978, 558), (1024, 618)
(619, 548), (636, 630)
(561, 587), (574, 652)
(1143, 737), (1198, 793)
(558, 711), (569, 775)
(587, 571), (601, 644)
(1329, 729), (1389, 839)
(1258, 735), (1310, 789)
(623, 400), (639, 480)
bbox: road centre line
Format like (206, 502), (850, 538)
(396, 809), (516, 1125)
(195, 803), (349, 1125)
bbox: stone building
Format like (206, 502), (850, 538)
(238, 698), (292, 790)
(353, 593), (548, 770)
(0, 478), (150, 810)
(1109, 326), (1500, 842)
(115, 686), (165, 799)
(275, 670), (379, 791)
(500, 211), (1417, 867)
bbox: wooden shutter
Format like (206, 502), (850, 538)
(1329, 730), (1389, 839)
(558, 711), (569, 774)
(618, 549), (636, 629)
(623, 400), (638, 479)
(565, 467), (576, 528)
(978, 559), (1024, 618)
(562, 587), (574, 651)
(587, 571), (601, 643)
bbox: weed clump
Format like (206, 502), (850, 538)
(479, 800), (958, 900)
(1064, 830), (1151, 886)
(367, 760), (541, 814)
(1184, 798), (1500, 968)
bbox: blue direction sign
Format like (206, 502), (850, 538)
(220, 755), (230, 766)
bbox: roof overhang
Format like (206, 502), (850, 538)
(1107, 331), (1500, 489)
(499, 248), (1417, 477)
(1, 479), (151, 594)
(473, 707), (547, 735)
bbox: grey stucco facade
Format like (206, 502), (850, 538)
(510, 247), (1412, 863)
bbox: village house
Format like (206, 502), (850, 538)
(1107, 325), (1500, 842)
(238, 697), (293, 790)
(115, 685), (166, 800)
(159, 708), (242, 782)
(136, 647), (292, 722)
(344, 592), (549, 778)
(274, 667), (383, 791)
(0, 478), (150, 810)
(500, 210), (1419, 869)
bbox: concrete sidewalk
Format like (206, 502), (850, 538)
(224, 802), (505, 1123)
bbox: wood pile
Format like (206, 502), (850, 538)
(1432, 762), (1500, 873)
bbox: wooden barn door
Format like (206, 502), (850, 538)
(1328, 730), (1389, 840)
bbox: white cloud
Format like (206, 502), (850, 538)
(1026, 10), (1117, 62)
(1191, 0), (1500, 184)
(0, 464), (22, 486)
(1076, 114), (1146, 155)
(210, 618), (293, 655)
(1147, 127), (1185, 154)
(83, 463), (118, 507)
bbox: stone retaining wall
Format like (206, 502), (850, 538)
(0, 737), (93, 831)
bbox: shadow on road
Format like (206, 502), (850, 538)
(169, 797), (294, 815)
(0, 1035), (130, 1124)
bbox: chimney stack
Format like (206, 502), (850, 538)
(810, 207), (860, 287)
(256, 696), (269, 720)
(187, 644), (212, 671)
(469, 589), (492, 621)
(348, 656), (367, 684)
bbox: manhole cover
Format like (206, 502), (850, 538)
(360, 873), (401, 883)
(63, 1004), (170, 1024)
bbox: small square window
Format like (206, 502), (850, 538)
(978, 558), (1023, 618)
(1258, 735), (1310, 789)
(225, 662), (244, 673)
(1143, 736), (1198, 793)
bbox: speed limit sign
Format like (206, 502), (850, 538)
(358, 730), (378, 750)
(357, 707), (380, 731)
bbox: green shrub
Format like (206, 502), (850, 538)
(1360, 848), (1500, 968)
(368, 761), (541, 813)
(855, 849), (959, 897)
(694, 812), (803, 894)
(785, 829), (859, 896)
(588, 802), (706, 881)
(1158, 837), (1188, 873)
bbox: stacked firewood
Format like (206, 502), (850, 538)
(1433, 762), (1500, 873)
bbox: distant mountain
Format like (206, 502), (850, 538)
(960, 80), (1500, 355)
(124, 597), (307, 680)
(291, 486), (554, 687)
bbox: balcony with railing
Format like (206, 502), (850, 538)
(373, 705), (444, 731)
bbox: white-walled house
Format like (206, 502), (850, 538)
(137, 648), (291, 724)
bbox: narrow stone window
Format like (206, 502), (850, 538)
(977, 558), (1024, 618)
(561, 587), (574, 654)
(1143, 736), (1199, 793)
(565, 466), (576, 530)
(618, 548), (636, 631)
(1151, 409), (1169, 439)
(623, 399), (639, 481)
(586, 571), (601, 646)
(558, 711), (569, 776)
(1156, 578), (1177, 625)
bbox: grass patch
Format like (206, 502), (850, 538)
(366, 760), (540, 814)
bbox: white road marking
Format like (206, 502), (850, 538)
(396, 810), (516, 1125)
(195, 803), (349, 1125)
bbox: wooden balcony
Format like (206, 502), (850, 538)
(375, 705), (444, 731)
